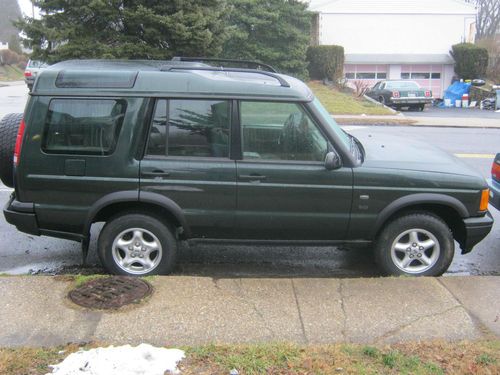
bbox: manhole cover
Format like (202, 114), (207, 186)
(69, 276), (152, 309)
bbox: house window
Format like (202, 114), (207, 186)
(376, 72), (387, 79)
(356, 73), (376, 79)
(411, 73), (430, 79)
(401, 72), (441, 80)
(345, 73), (355, 79)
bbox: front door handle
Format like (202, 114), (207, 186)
(239, 174), (267, 182)
(141, 170), (171, 177)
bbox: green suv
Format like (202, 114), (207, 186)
(1, 59), (494, 277)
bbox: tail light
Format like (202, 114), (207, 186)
(24, 71), (32, 77)
(492, 155), (500, 182)
(13, 119), (26, 166)
(425, 91), (431, 97)
(392, 91), (400, 98)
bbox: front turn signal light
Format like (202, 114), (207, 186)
(479, 189), (489, 211)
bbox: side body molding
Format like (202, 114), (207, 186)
(371, 193), (469, 237)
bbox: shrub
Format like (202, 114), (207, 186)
(306, 45), (344, 82)
(0, 49), (21, 65)
(451, 43), (489, 80)
(352, 80), (371, 97)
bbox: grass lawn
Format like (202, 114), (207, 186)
(1, 340), (498, 374)
(0, 65), (24, 81)
(309, 81), (394, 116)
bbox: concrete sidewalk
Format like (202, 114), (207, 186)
(0, 276), (498, 347)
(334, 114), (500, 128)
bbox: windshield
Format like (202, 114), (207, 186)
(311, 97), (350, 149)
(385, 81), (420, 90)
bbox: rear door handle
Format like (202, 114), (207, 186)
(141, 170), (171, 177)
(239, 174), (267, 182)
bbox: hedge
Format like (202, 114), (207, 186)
(450, 43), (489, 80)
(306, 45), (344, 81)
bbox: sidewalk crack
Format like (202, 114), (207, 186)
(374, 305), (463, 344)
(436, 278), (496, 338)
(291, 279), (308, 344)
(339, 279), (347, 342)
(232, 279), (276, 338)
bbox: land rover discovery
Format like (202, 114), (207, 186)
(1, 58), (494, 277)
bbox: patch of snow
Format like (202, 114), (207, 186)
(47, 344), (185, 375)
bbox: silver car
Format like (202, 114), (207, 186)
(24, 60), (48, 91)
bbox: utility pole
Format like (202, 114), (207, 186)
(32, 1), (35, 18)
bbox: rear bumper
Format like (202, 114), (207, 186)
(3, 195), (40, 236)
(461, 211), (494, 253)
(390, 97), (433, 104)
(487, 178), (500, 210)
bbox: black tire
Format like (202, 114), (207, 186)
(0, 113), (23, 187)
(27, 84), (33, 92)
(378, 96), (386, 105)
(98, 213), (177, 276)
(375, 213), (454, 276)
(419, 104), (425, 111)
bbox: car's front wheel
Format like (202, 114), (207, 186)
(375, 213), (454, 276)
(98, 213), (177, 276)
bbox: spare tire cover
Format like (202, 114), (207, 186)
(0, 113), (23, 188)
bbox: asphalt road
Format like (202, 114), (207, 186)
(0, 82), (498, 277)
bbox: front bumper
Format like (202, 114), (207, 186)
(487, 178), (500, 210)
(390, 97), (433, 104)
(461, 211), (494, 253)
(3, 195), (40, 236)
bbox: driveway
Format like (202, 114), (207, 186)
(409, 105), (500, 119)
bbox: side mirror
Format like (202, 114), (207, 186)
(325, 151), (342, 170)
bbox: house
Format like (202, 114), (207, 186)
(0, 41), (9, 50)
(309, 0), (477, 97)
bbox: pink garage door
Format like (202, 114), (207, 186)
(401, 65), (443, 98)
(344, 64), (388, 89)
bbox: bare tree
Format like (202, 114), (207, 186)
(465, 0), (500, 40)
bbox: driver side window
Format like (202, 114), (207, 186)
(240, 101), (328, 162)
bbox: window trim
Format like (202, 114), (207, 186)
(41, 97), (127, 156)
(144, 97), (233, 160)
(238, 99), (331, 164)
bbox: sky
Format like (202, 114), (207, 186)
(17, 0), (40, 18)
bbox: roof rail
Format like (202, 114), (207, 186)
(171, 56), (278, 73)
(160, 66), (290, 88)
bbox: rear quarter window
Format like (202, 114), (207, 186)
(42, 99), (127, 155)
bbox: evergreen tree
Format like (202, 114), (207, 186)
(16, 0), (230, 63)
(223, 0), (311, 78)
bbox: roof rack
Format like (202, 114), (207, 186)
(160, 66), (290, 88)
(171, 56), (278, 73)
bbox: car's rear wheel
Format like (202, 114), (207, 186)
(375, 213), (454, 276)
(98, 213), (177, 276)
(378, 96), (386, 105)
(0, 113), (23, 187)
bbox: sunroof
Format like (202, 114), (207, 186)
(55, 70), (138, 88)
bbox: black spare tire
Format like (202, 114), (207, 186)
(0, 113), (23, 187)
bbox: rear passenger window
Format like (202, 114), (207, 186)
(146, 99), (230, 158)
(43, 99), (126, 155)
